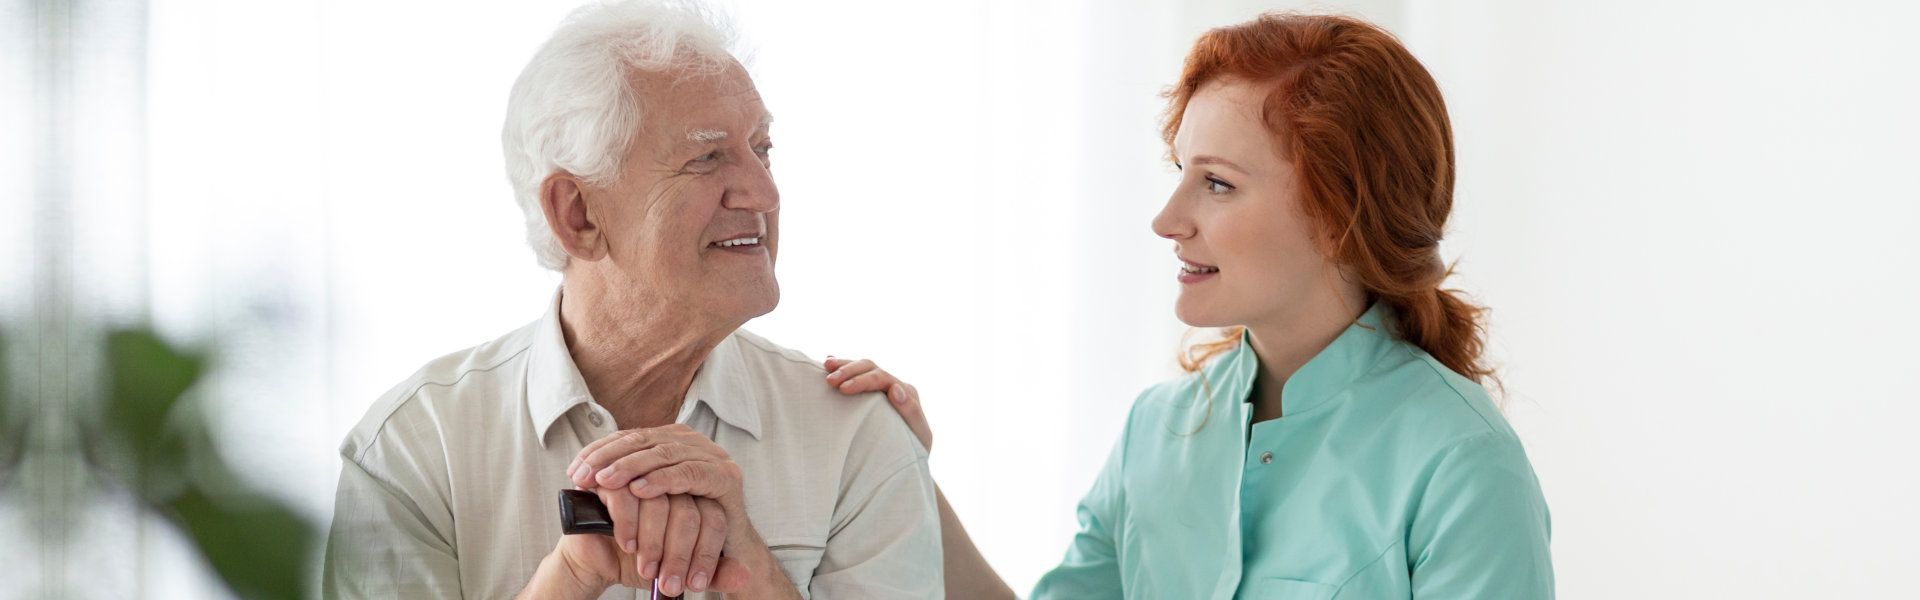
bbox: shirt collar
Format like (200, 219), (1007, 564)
(1218, 301), (1399, 417)
(527, 288), (764, 447)
(678, 333), (763, 440)
(528, 288), (594, 447)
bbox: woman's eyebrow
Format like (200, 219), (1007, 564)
(1188, 154), (1245, 173)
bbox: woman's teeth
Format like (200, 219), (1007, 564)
(713, 237), (761, 248)
(1182, 263), (1219, 274)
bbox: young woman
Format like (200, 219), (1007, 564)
(826, 13), (1552, 599)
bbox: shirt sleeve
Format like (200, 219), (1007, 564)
(1406, 431), (1555, 599)
(806, 402), (945, 599)
(321, 438), (464, 600)
(1029, 417), (1129, 599)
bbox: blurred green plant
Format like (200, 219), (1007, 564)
(2, 330), (315, 600)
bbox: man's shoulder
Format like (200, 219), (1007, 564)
(340, 321), (540, 463)
(727, 328), (827, 376)
(727, 328), (887, 415)
(725, 328), (926, 457)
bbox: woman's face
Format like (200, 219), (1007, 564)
(1153, 78), (1348, 331)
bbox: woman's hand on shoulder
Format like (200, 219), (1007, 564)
(823, 357), (932, 453)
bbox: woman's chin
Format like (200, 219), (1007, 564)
(1173, 300), (1235, 329)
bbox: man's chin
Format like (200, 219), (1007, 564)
(732, 281), (779, 321)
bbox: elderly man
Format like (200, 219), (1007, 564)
(319, 1), (941, 598)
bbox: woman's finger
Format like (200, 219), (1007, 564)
(836, 368), (898, 395)
(823, 356), (851, 372)
(891, 383), (933, 452)
(824, 358), (879, 388)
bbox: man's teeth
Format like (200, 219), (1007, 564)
(1181, 263), (1219, 274)
(714, 237), (761, 247)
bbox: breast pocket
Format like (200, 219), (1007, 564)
(765, 538), (827, 594)
(1243, 578), (1340, 600)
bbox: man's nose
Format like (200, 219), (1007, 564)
(722, 156), (779, 213)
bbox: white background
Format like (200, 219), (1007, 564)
(11, 0), (1919, 597)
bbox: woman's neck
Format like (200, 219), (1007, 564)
(1245, 286), (1369, 423)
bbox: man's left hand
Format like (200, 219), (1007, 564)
(569, 425), (802, 599)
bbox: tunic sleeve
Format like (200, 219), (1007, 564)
(1030, 413), (1131, 599)
(1406, 432), (1555, 599)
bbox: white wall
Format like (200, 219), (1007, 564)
(46, 0), (1920, 597)
(1404, 1), (1920, 597)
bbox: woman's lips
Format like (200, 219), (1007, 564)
(1178, 259), (1219, 284)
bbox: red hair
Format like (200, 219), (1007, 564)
(1168, 13), (1496, 388)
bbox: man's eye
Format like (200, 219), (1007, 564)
(1206, 176), (1235, 194)
(693, 151), (719, 163)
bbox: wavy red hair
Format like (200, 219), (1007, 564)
(1167, 13), (1496, 389)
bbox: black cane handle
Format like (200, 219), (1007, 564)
(558, 489), (615, 536)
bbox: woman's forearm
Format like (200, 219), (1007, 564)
(935, 484), (1018, 599)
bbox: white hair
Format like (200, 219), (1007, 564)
(502, 0), (741, 270)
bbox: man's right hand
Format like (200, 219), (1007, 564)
(523, 486), (751, 599)
(554, 486), (751, 597)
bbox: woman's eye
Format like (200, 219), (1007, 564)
(1206, 176), (1235, 194)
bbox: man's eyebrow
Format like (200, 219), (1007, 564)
(688, 129), (729, 143)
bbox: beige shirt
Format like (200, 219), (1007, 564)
(322, 292), (942, 599)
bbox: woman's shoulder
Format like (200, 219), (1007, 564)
(1126, 369), (1233, 430)
(1356, 341), (1523, 455)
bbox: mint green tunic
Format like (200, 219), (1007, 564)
(1032, 304), (1553, 599)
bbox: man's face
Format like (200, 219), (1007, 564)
(583, 60), (779, 325)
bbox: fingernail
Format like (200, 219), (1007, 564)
(666, 575), (683, 595)
(568, 456), (580, 473)
(632, 478), (648, 492)
(643, 561), (659, 579)
(692, 572), (709, 591)
(623, 539), (636, 553)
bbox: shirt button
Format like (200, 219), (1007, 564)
(588, 411), (605, 427)
(1259, 452), (1274, 465)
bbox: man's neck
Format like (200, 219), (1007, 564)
(559, 276), (738, 430)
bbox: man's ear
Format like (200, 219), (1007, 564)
(540, 172), (606, 263)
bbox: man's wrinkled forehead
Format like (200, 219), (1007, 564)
(633, 67), (771, 146)
(681, 112), (774, 143)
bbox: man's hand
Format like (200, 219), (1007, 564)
(519, 511), (749, 599)
(570, 424), (801, 599)
(570, 424), (748, 514)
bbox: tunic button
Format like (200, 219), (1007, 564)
(1259, 451), (1274, 465)
(588, 411), (605, 427)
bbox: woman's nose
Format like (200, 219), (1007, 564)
(1151, 196), (1190, 240)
